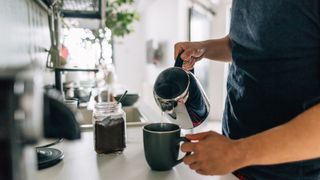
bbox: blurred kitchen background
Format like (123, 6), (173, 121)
(0, 0), (232, 121)
(0, 0), (236, 180)
(66, 0), (231, 122)
(0, 0), (231, 120)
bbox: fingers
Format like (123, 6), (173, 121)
(196, 169), (209, 176)
(180, 49), (196, 61)
(186, 131), (214, 140)
(174, 42), (205, 61)
(174, 42), (206, 71)
(182, 57), (196, 70)
(181, 142), (194, 152)
(189, 162), (202, 170)
(188, 161), (210, 175)
(181, 48), (205, 61)
(174, 42), (187, 59)
(183, 153), (197, 165)
(183, 151), (210, 176)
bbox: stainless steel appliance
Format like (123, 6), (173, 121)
(153, 55), (210, 129)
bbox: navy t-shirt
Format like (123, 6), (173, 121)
(224, 0), (320, 179)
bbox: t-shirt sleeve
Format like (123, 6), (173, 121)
(303, 96), (320, 110)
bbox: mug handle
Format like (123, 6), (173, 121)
(175, 137), (192, 165)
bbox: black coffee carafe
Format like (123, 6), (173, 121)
(153, 54), (210, 129)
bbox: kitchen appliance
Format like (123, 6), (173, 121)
(39, 87), (81, 170)
(0, 65), (81, 180)
(0, 65), (43, 180)
(153, 54), (210, 129)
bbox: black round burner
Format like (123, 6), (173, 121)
(37, 147), (64, 170)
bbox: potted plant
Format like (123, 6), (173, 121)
(84, 0), (139, 64)
(105, 0), (140, 37)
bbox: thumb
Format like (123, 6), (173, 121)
(193, 48), (205, 58)
(186, 131), (212, 140)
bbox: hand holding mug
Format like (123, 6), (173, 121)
(181, 131), (246, 176)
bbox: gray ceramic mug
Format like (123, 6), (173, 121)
(143, 123), (190, 171)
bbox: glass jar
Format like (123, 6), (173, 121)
(93, 102), (126, 154)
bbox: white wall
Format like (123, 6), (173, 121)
(114, 0), (232, 120)
(113, 17), (146, 94)
(207, 0), (232, 121)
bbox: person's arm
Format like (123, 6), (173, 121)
(174, 35), (232, 70)
(239, 103), (320, 166)
(200, 36), (232, 62)
(181, 103), (320, 175)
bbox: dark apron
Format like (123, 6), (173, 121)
(224, 0), (320, 179)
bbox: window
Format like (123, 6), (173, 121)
(62, 27), (113, 68)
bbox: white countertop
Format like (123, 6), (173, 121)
(36, 102), (237, 180)
(36, 124), (237, 180)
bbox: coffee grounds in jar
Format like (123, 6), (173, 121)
(94, 116), (126, 154)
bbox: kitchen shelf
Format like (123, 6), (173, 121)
(54, 67), (99, 72)
(61, 0), (103, 19)
(54, 67), (99, 93)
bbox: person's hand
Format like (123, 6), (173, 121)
(174, 41), (206, 70)
(181, 131), (247, 176)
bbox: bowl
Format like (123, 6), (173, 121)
(74, 87), (92, 103)
(115, 94), (139, 106)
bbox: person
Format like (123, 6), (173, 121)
(175, 1), (320, 179)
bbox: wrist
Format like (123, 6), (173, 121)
(198, 41), (209, 58)
(231, 138), (253, 169)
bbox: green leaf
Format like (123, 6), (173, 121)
(104, 0), (139, 37)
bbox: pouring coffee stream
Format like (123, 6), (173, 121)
(153, 53), (210, 129)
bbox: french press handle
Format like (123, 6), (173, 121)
(174, 52), (194, 74)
